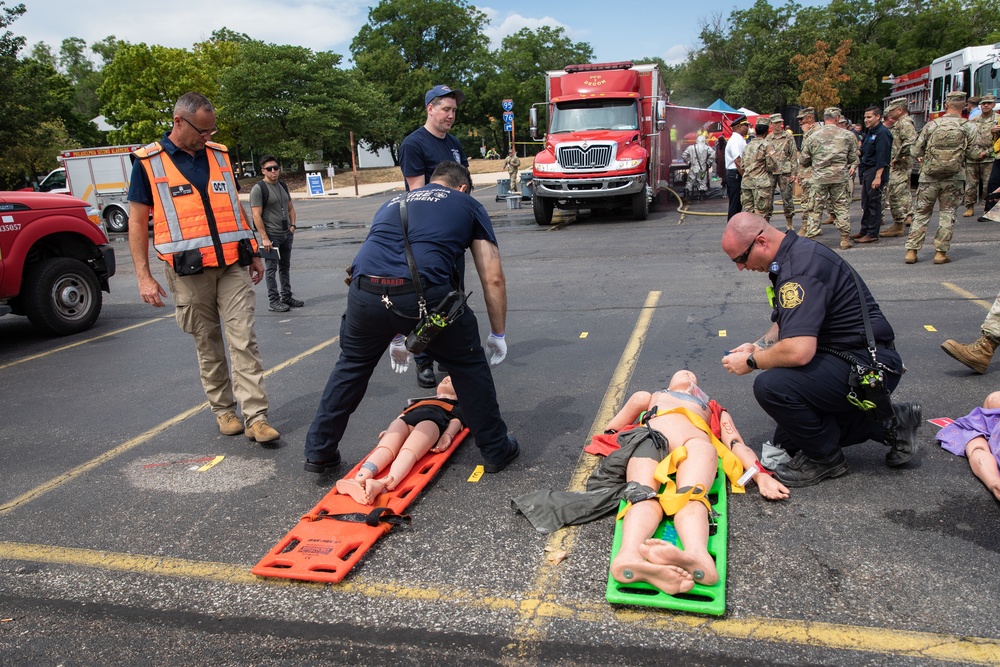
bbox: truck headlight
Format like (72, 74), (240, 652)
(611, 158), (643, 170)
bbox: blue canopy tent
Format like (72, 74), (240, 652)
(707, 98), (738, 113)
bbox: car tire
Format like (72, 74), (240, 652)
(22, 257), (102, 335)
(105, 207), (128, 233)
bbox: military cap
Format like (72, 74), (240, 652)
(823, 106), (842, 117)
(769, 113), (784, 124)
(796, 107), (816, 120)
(981, 94), (996, 104)
(731, 115), (748, 127)
(969, 96), (982, 105)
(945, 90), (967, 103)
(756, 116), (770, 126)
(885, 98), (908, 112)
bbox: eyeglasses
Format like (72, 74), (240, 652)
(732, 229), (764, 264)
(263, 166), (280, 172)
(179, 116), (218, 137)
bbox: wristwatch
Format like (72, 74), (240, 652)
(746, 353), (758, 370)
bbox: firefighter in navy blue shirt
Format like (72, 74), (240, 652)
(303, 162), (519, 475)
(398, 84), (470, 388)
(853, 105), (893, 242)
(720, 213), (922, 487)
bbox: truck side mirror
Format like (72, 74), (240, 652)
(529, 107), (538, 140)
(656, 100), (667, 131)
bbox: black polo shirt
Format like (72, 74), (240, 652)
(860, 122), (892, 172)
(768, 231), (894, 349)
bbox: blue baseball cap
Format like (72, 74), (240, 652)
(425, 85), (465, 106)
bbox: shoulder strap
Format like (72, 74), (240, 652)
(399, 196), (428, 316)
(256, 180), (268, 207)
(401, 399), (457, 416)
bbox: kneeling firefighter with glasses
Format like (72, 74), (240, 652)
(303, 161), (520, 475)
(720, 213), (922, 487)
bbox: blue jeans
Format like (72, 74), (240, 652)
(264, 233), (294, 303)
(304, 281), (512, 466)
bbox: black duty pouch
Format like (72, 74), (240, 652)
(237, 238), (254, 267)
(846, 360), (894, 421)
(404, 290), (469, 354)
(172, 250), (204, 276)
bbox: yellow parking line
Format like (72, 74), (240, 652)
(0, 336), (340, 516)
(1, 540), (996, 665)
(514, 290), (661, 649)
(0, 315), (173, 372)
(941, 282), (994, 310)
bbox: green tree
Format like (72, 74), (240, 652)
(482, 26), (594, 153)
(217, 39), (370, 166)
(98, 42), (216, 144)
(350, 0), (491, 160)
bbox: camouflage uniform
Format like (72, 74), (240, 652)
(795, 108), (818, 234)
(504, 152), (521, 193)
(765, 113), (798, 228)
(886, 101), (917, 226)
(799, 109), (858, 244)
(905, 93), (979, 261)
(740, 121), (775, 219)
(963, 101), (997, 210)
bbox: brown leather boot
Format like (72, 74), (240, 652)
(881, 223), (905, 237)
(904, 249), (917, 264)
(941, 335), (999, 374)
(840, 233), (853, 249)
(904, 214), (913, 227)
(933, 251), (950, 264)
(963, 206), (975, 217)
(786, 218), (794, 230)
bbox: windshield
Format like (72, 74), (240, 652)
(550, 99), (639, 133)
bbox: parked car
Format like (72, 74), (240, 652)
(0, 191), (116, 335)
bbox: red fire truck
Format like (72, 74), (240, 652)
(884, 44), (1000, 131)
(528, 61), (670, 225)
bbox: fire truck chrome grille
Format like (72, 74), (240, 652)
(557, 145), (613, 169)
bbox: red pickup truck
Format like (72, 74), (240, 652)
(0, 191), (116, 335)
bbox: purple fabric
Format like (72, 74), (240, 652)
(936, 408), (1000, 463)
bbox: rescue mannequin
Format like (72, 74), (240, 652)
(337, 376), (464, 505)
(937, 391), (1000, 501)
(606, 371), (789, 594)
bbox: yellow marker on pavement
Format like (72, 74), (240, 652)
(468, 465), (484, 482)
(719, 330), (727, 337)
(580, 332), (588, 338)
(924, 325), (937, 332)
(197, 455), (225, 472)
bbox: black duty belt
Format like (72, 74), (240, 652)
(357, 275), (422, 295)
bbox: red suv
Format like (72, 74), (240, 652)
(0, 191), (116, 335)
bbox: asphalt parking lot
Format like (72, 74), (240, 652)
(2, 181), (999, 666)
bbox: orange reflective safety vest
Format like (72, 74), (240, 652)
(134, 141), (257, 269)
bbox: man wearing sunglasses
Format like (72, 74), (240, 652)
(250, 156), (303, 312)
(128, 92), (280, 444)
(720, 212), (921, 487)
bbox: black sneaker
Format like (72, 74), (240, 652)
(483, 435), (520, 473)
(303, 451), (342, 474)
(885, 402), (922, 467)
(268, 300), (290, 312)
(774, 450), (848, 487)
(283, 297), (305, 308)
(416, 363), (437, 389)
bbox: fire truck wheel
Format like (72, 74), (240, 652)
(22, 257), (103, 336)
(533, 194), (555, 225)
(631, 192), (649, 221)
(105, 207), (128, 233)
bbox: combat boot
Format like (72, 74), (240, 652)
(881, 223), (905, 237)
(963, 205), (975, 217)
(933, 251), (950, 264)
(904, 214), (913, 227)
(786, 217), (794, 231)
(840, 233), (853, 249)
(904, 249), (917, 264)
(940, 335), (999, 374)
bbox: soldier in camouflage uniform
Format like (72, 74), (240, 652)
(740, 118), (775, 219)
(794, 107), (818, 236)
(504, 149), (521, 193)
(765, 113), (798, 229)
(799, 107), (859, 249)
(904, 91), (980, 265)
(962, 93), (997, 217)
(881, 97), (917, 236)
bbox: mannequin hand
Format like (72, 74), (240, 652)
(389, 335), (412, 373)
(486, 333), (507, 365)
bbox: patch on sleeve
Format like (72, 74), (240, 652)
(778, 282), (805, 309)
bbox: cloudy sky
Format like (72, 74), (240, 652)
(10, 0), (827, 67)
